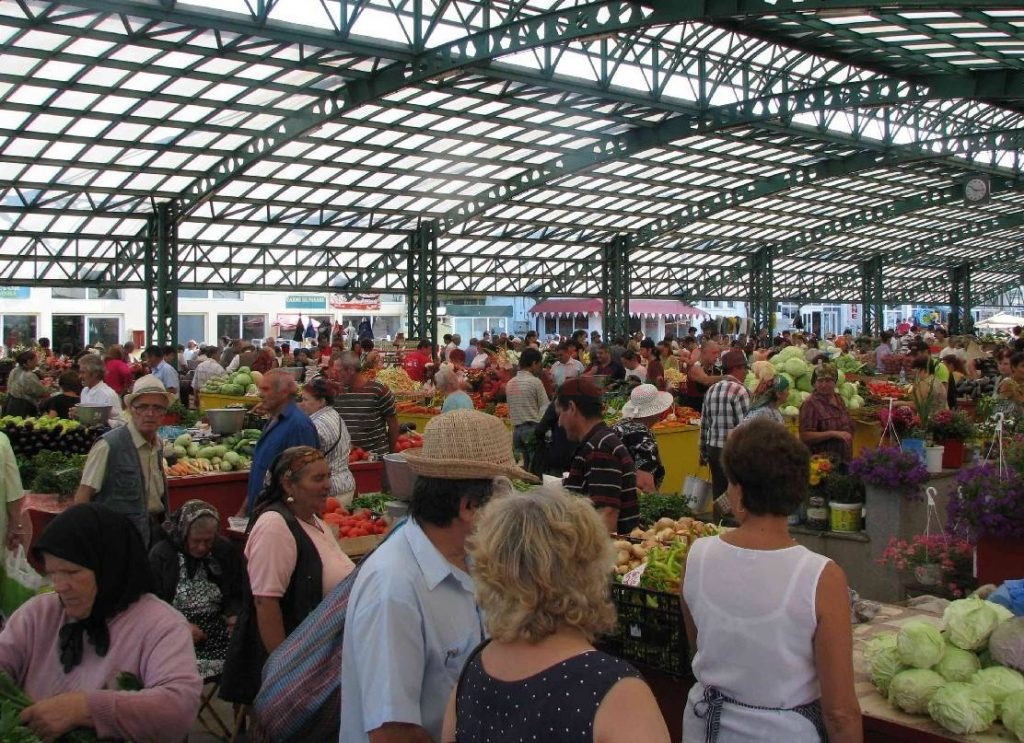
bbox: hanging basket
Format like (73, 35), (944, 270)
(914, 563), (944, 586)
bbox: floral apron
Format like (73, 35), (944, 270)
(173, 553), (230, 679)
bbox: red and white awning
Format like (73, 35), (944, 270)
(527, 298), (708, 319)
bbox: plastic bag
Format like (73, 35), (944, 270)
(990, 580), (1024, 617)
(0, 546), (50, 621)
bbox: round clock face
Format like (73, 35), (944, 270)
(965, 177), (988, 202)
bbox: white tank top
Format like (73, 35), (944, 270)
(683, 536), (830, 708)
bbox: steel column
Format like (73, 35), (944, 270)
(145, 201), (179, 347)
(406, 220), (438, 343)
(949, 263), (974, 335)
(748, 247), (773, 336)
(602, 235), (631, 341)
(860, 255), (884, 336)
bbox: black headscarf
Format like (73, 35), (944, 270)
(32, 504), (154, 673)
(168, 499), (222, 580)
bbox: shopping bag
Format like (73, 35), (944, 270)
(682, 474), (714, 514)
(0, 545), (50, 621)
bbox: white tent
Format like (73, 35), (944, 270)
(975, 312), (1024, 330)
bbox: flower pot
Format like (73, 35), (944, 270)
(900, 438), (926, 464)
(976, 536), (1024, 585)
(914, 563), (944, 586)
(829, 501), (862, 532)
(924, 445), (944, 474)
(940, 439), (965, 469)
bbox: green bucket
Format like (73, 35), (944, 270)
(829, 501), (861, 532)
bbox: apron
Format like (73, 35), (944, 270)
(173, 553), (230, 679)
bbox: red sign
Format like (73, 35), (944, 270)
(329, 293), (380, 311)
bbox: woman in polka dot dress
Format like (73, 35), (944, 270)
(441, 485), (670, 743)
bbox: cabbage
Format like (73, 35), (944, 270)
(751, 360), (775, 382)
(839, 382), (856, 399)
(897, 621), (946, 668)
(781, 406), (800, 418)
(865, 634), (905, 695)
(991, 601), (1015, 623)
(795, 374), (813, 393)
(936, 644), (981, 682)
(888, 669), (945, 713)
(944, 597), (1003, 650)
(783, 357), (808, 378)
(1002, 689), (1024, 741)
(744, 372), (758, 392)
(927, 682), (997, 735)
(990, 617), (1024, 672)
(971, 666), (1024, 713)
(779, 372), (795, 389)
(847, 394), (865, 410)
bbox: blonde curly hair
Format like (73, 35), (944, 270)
(469, 485), (616, 644)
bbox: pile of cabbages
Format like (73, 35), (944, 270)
(745, 351), (865, 419)
(865, 597), (1024, 737)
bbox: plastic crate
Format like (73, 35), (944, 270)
(601, 582), (691, 678)
(350, 460), (384, 495)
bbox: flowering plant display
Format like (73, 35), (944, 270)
(849, 447), (929, 497)
(927, 409), (975, 442)
(808, 455), (832, 486)
(948, 462), (1024, 540)
(878, 405), (920, 435)
(877, 534), (974, 598)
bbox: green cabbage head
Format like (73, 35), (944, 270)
(927, 682), (997, 735)
(970, 666), (1024, 714)
(864, 633), (904, 696)
(888, 669), (945, 714)
(897, 621), (946, 669)
(943, 597), (1003, 651)
(1001, 689), (1024, 741)
(936, 644), (982, 682)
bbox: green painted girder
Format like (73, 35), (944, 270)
(672, 1), (1024, 20)
(174, 0), (691, 216)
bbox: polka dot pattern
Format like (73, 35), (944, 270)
(454, 649), (640, 741)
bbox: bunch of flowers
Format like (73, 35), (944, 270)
(948, 463), (1024, 540)
(927, 409), (975, 442)
(879, 405), (920, 435)
(849, 446), (929, 497)
(877, 534), (974, 598)
(808, 455), (832, 486)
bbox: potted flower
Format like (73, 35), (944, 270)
(927, 409), (974, 469)
(850, 446), (930, 498)
(877, 534), (974, 596)
(948, 460), (1024, 585)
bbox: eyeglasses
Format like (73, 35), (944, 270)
(132, 404), (169, 414)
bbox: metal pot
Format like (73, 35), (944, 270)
(383, 453), (418, 500)
(74, 404), (111, 427)
(205, 408), (247, 435)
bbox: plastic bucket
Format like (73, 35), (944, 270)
(925, 445), (944, 474)
(829, 501), (861, 532)
(900, 438), (926, 463)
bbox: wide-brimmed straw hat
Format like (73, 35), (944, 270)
(621, 383), (674, 420)
(123, 374), (176, 407)
(403, 409), (540, 483)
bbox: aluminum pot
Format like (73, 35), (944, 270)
(205, 408), (246, 435)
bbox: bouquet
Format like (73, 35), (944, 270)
(927, 409), (974, 442)
(849, 447), (929, 497)
(877, 534), (974, 597)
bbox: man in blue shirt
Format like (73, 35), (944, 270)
(145, 345), (179, 395)
(242, 368), (318, 514)
(340, 409), (538, 743)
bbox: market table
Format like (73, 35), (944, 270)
(167, 471), (249, 532)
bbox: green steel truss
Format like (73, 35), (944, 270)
(1, 0), (1024, 310)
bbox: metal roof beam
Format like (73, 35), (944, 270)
(671, 1), (1024, 20)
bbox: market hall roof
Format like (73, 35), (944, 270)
(528, 298), (706, 319)
(2, 1), (1024, 305)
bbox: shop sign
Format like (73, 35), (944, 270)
(285, 294), (325, 309)
(0, 287), (29, 299)
(330, 293), (381, 311)
(850, 305), (859, 321)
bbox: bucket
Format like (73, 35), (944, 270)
(383, 453), (418, 500)
(924, 445), (944, 474)
(900, 438), (926, 464)
(829, 501), (861, 532)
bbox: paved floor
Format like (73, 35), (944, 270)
(187, 683), (238, 742)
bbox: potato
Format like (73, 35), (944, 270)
(612, 539), (632, 552)
(615, 565), (629, 575)
(629, 544), (648, 559)
(656, 528), (675, 542)
(616, 549), (630, 566)
(655, 517), (677, 531)
(629, 527), (644, 538)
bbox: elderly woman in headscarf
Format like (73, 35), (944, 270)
(743, 374), (790, 425)
(149, 500), (246, 679)
(0, 504), (201, 741)
(799, 363), (855, 464)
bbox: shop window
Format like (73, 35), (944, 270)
(178, 314), (206, 345)
(217, 314), (266, 341)
(51, 288), (122, 300)
(52, 315), (120, 352)
(1, 315), (37, 349)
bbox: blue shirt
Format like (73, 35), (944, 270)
(245, 401), (319, 512)
(441, 391), (475, 413)
(340, 519), (484, 742)
(152, 360), (179, 392)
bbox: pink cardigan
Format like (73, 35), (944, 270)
(0, 593), (202, 740)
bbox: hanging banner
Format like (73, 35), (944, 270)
(329, 293), (380, 311)
(285, 294), (326, 310)
(0, 287), (29, 299)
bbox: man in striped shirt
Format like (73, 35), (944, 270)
(699, 348), (750, 499)
(557, 377), (639, 534)
(331, 352), (398, 455)
(505, 348), (550, 470)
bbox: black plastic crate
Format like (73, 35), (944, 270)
(601, 582), (692, 678)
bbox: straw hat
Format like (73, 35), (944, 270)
(123, 374), (176, 407)
(621, 383), (674, 420)
(402, 409), (540, 483)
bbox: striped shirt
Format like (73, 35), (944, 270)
(700, 375), (750, 451)
(563, 423), (638, 534)
(333, 380), (397, 455)
(504, 370), (549, 426)
(309, 406), (356, 498)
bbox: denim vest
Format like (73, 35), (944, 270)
(93, 425), (168, 547)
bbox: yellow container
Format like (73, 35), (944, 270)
(198, 392), (261, 413)
(829, 501), (861, 532)
(652, 424), (701, 496)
